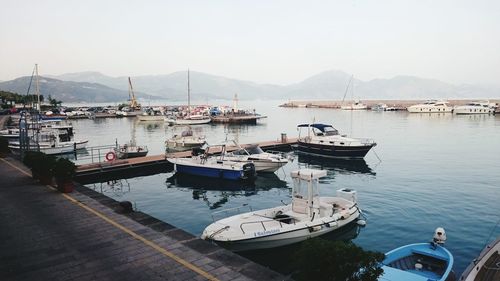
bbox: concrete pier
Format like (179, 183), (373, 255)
(0, 156), (285, 281)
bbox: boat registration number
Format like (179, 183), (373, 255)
(254, 229), (280, 237)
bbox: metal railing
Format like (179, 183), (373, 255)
(74, 144), (117, 164)
(210, 204), (253, 222)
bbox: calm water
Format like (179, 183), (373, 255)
(70, 101), (500, 275)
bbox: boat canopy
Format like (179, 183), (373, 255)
(297, 123), (339, 135)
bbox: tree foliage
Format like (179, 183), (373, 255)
(0, 90), (44, 108)
(292, 238), (385, 281)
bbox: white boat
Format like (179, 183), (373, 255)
(460, 236), (500, 281)
(201, 168), (362, 251)
(165, 126), (206, 152)
(341, 99), (368, 110)
(172, 114), (211, 125)
(371, 103), (388, 111)
(137, 107), (164, 121)
(407, 100), (453, 113)
(8, 129), (88, 155)
(454, 101), (496, 115)
(222, 143), (289, 173)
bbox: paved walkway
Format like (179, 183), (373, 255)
(0, 157), (284, 281)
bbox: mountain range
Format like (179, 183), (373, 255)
(0, 70), (498, 103)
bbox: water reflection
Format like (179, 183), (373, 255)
(166, 173), (288, 210)
(88, 179), (131, 197)
(296, 153), (376, 175)
(240, 223), (362, 274)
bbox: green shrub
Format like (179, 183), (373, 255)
(23, 151), (45, 168)
(53, 158), (76, 181)
(32, 153), (56, 177)
(292, 238), (384, 281)
(0, 136), (9, 154)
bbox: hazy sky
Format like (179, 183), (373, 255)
(1, 0), (499, 86)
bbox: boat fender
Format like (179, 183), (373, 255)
(105, 151), (116, 162)
(340, 210), (350, 220)
(308, 225), (322, 232)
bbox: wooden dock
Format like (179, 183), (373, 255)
(76, 138), (297, 182)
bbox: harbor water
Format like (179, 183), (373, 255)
(70, 101), (500, 275)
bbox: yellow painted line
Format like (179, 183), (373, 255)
(1, 158), (219, 281)
(0, 158), (31, 176)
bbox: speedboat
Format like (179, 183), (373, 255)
(167, 147), (256, 181)
(165, 126), (206, 152)
(297, 123), (376, 159)
(460, 236), (500, 281)
(454, 101), (496, 115)
(201, 168), (362, 251)
(407, 100), (453, 113)
(222, 142), (290, 173)
(341, 99), (368, 110)
(379, 227), (454, 281)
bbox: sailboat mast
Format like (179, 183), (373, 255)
(35, 64), (40, 111)
(187, 69), (191, 117)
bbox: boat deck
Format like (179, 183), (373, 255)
(76, 138), (297, 182)
(475, 251), (500, 281)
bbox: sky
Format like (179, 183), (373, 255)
(1, 0), (499, 86)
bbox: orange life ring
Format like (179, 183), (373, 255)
(105, 151), (116, 162)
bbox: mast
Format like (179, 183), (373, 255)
(187, 69), (191, 117)
(233, 93), (238, 113)
(35, 64), (40, 111)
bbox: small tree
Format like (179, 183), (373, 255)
(0, 136), (9, 155)
(292, 238), (385, 281)
(48, 95), (62, 107)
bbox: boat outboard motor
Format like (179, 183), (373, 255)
(431, 227), (446, 249)
(242, 163), (256, 179)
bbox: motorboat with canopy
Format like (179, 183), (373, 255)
(297, 123), (376, 158)
(201, 168), (362, 251)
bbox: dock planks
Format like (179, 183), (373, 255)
(76, 138), (298, 176)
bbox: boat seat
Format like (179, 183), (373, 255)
(292, 198), (308, 214)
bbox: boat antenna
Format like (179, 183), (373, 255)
(35, 64), (40, 112)
(341, 75), (354, 106)
(187, 69), (191, 118)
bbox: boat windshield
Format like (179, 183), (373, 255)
(323, 127), (339, 136)
(232, 145), (264, 155)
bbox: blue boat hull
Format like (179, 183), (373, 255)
(175, 163), (253, 181)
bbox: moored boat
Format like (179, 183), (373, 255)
(379, 227), (454, 281)
(407, 100), (453, 113)
(222, 143), (290, 173)
(454, 101), (496, 115)
(460, 237), (500, 281)
(115, 143), (148, 159)
(297, 123), (376, 159)
(167, 145), (256, 181)
(341, 99), (368, 110)
(165, 126), (206, 152)
(201, 168), (362, 251)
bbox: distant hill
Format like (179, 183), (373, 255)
(2, 70), (498, 103)
(0, 76), (157, 103)
(49, 71), (283, 101)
